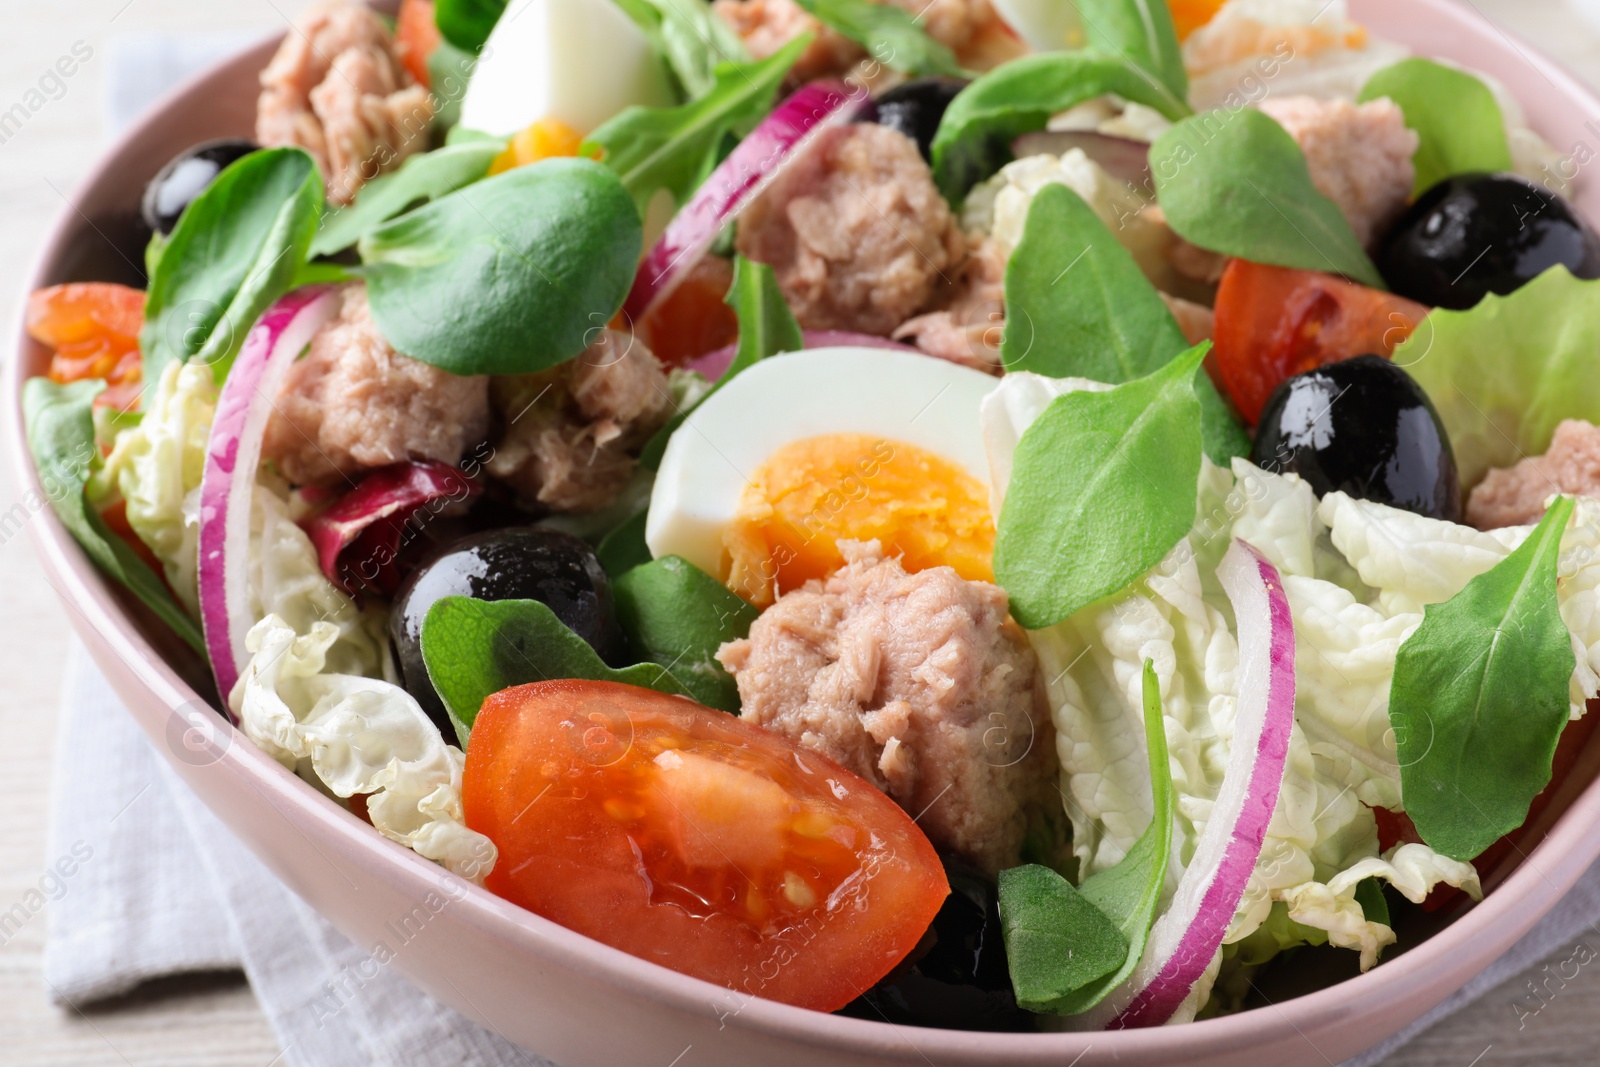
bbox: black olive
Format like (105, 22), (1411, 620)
(837, 858), (1034, 1032)
(871, 77), (969, 162)
(1377, 173), (1600, 310)
(390, 527), (626, 738)
(141, 139), (260, 235)
(1251, 355), (1461, 522)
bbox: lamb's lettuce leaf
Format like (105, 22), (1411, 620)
(1001, 659), (1173, 1013)
(1151, 109), (1385, 289)
(1390, 497), (1577, 861)
(615, 0), (753, 98)
(1358, 58), (1511, 195)
(793, 0), (968, 78)
(435, 0), (506, 53)
(1002, 183), (1247, 463)
(311, 141), (504, 257)
(1077, 0), (1186, 102)
(1400, 266), (1600, 490)
(613, 555), (758, 712)
(930, 52), (1192, 200)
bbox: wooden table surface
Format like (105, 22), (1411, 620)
(4, 1), (1600, 1064)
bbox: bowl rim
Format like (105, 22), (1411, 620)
(9, 0), (1600, 1060)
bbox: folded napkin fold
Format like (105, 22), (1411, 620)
(40, 26), (1600, 1067)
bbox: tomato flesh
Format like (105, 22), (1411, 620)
(396, 0), (441, 88)
(636, 255), (740, 368)
(1212, 260), (1429, 425)
(27, 283), (145, 411)
(463, 680), (948, 1011)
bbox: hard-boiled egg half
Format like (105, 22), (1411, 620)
(647, 348), (1001, 606)
(460, 0), (675, 138)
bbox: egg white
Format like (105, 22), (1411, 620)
(460, 0), (675, 138)
(646, 347), (1001, 581)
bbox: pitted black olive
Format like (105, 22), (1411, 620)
(872, 77), (969, 162)
(141, 139), (260, 235)
(390, 527), (626, 738)
(1377, 173), (1600, 310)
(1251, 355), (1461, 522)
(838, 857), (1033, 1032)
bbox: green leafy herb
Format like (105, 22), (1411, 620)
(583, 36), (805, 217)
(930, 52), (1192, 200)
(997, 865), (1128, 1008)
(428, 37), (480, 130)
(1001, 183), (1247, 463)
(1358, 58), (1512, 195)
(435, 0), (506, 53)
(1000, 658), (1172, 1012)
(614, 555), (759, 712)
(358, 158), (641, 376)
(616, 0), (752, 98)
(1150, 108), (1386, 289)
(597, 508), (653, 576)
(22, 379), (204, 653)
(995, 344), (1207, 630)
(1354, 877), (1390, 928)
(1077, 0), (1187, 102)
(311, 141), (504, 257)
(1398, 269), (1600, 491)
(141, 147), (323, 384)
(421, 595), (693, 745)
(1390, 497), (1577, 862)
(1044, 659), (1173, 1013)
(640, 255), (802, 468)
(793, 0), (968, 77)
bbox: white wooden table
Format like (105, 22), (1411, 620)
(2, 1), (1599, 1063)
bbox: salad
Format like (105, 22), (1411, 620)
(23, 0), (1600, 1034)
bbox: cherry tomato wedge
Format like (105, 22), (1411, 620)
(1212, 260), (1429, 425)
(636, 255), (740, 368)
(463, 680), (948, 1011)
(395, 0), (441, 88)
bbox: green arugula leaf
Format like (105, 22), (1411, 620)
(1001, 183), (1247, 463)
(995, 344), (1207, 630)
(1151, 109), (1386, 289)
(1358, 58), (1512, 195)
(435, 0), (506, 53)
(640, 255), (802, 468)
(1044, 659), (1173, 1014)
(616, 0), (753, 98)
(1390, 496), (1577, 861)
(141, 147), (323, 384)
(358, 158), (641, 376)
(793, 0), (968, 77)
(584, 36), (806, 217)
(22, 379), (204, 654)
(1077, 0), (1187, 102)
(421, 595), (693, 746)
(930, 52), (1192, 200)
(998, 864), (1128, 1009)
(1399, 268), (1600, 490)
(311, 141), (504, 257)
(614, 555), (759, 712)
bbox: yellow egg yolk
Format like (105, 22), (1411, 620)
(722, 434), (995, 606)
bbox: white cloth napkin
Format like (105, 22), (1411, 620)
(41, 28), (1600, 1067)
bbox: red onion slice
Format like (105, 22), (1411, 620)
(1098, 539), (1296, 1028)
(623, 80), (871, 323)
(197, 285), (342, 705)
(683, 329), (919, 382)
(304, 460), (481, 597)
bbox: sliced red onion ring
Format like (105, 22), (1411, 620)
(623, 80), (872, 323)
(197, 285), (342, 705)
(1097, 539), (1296, 1029)
(1012, 130), (1153, 189)
(683, 329), (919, 382)
(304, 460), (481, 597)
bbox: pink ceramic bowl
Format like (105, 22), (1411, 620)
(10, 2), (1600, 1063)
